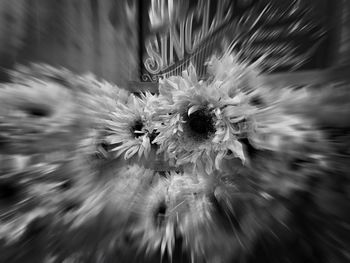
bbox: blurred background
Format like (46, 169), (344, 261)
(0, 0), (349, 90)
(0, 0), (139, 87)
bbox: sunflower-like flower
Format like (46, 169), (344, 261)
(240, 83), (330, 157)
(106, 92), (160, 160)
(0, 63), (132, 159)
(130, 169), (242, 262)
(0, 152), (96, 245)
(206, 52), (329, 158)
(10, 63), (130, 118)
(130, 171), (212, 258)
(154, 59), (260, 173)
(154, 52), (331, 172)
(205, 50), (262, 96)
(0, 79), (85, 155)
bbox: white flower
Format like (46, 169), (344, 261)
(154, 60), (258, 173)
(0, 79), (83, 155)
(130, 170), (213, 259)
(0, 64), (131, 156)
(106, 92), (159, 160)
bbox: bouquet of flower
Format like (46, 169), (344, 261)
(0, 53), (349, 263)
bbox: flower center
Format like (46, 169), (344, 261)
(131, 119), (145, 138)
(22, 104), (52, 117)
(149, 130), (159, 143)
(249, 95), (265, 108)
(153, 201), (167, 229)
(186, 108), (216, 140)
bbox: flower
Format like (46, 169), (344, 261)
(10, 63), (130, 116)
(130, 170), (213, 259)
(205, 50), (262, 96)
(0, 78), (84, 155)
(106, 92), (159, 160)
(129, 169), (245, 262)
(154, 58), (259, 173)
(0, 63), (132, 160)
(239, 84), (328, 156)
(154, 52), (329, 173)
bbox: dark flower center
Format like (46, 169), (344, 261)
(59, 179), (73, 190)
(289, 157), (311, 171)
(149, 130), (159, 143)
(0, 180), (20, 201)
(131, 119), (145, 138)
(249, 95), (265, 108)
(186, 109), (216, 140)
(62, 200), (81, 213)
(24, 217), (48, 238)
(23, 105), (52, 117)
(153, 201), (167, 229)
